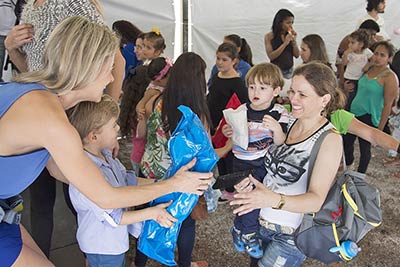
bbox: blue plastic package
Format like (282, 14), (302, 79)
(138, 105), (218, 266)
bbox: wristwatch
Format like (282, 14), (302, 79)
(272, 193), (286, 210)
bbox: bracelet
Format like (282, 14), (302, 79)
(272, 193), (286, 210)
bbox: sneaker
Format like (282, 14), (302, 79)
(230, 227), (245, 253)
(242, 232), (263, 259)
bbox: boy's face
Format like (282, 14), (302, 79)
(248, 78), (280, 110)
(92, 117), (120, 151)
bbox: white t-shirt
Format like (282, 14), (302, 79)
(344, 48), (373, 80)
(0, 0), (16, 35)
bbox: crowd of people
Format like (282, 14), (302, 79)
(1, 0), (400, 267)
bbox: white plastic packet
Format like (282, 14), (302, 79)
(223, 104), (248, 149)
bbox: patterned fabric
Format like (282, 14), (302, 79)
(21, 0), (103, 71)
(260, 118), (335, 229)
(141, 100), (171, 179)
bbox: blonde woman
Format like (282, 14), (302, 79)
(0, 17), (211, 267)
(4, 0), (125, 256)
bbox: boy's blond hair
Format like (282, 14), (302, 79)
(68, 95), (120, 142)
(245, 63), (284, 89)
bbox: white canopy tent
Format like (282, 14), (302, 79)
(3, 0), (400, 82)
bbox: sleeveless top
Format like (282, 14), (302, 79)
(259, 117), (335, 229)
(271, 35), (294, 71)
(0, 82), (50, 199)
(140, 100), (171, 179)
(350, 70), (389, 127)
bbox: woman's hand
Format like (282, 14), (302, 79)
(222, 124), (233, 138)
(5, 24), (33, 51)
(172, 158), (213, 195)
(230, 175), (272, 216)
(151, 200), (177, 228)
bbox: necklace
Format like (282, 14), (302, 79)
(286, 117), (327, 144)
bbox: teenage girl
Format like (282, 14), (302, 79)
(207, 42), (248, 201)
(208, 34), (253, 86)
(343, 41), (399, 173)
(264, 9), (300, 79)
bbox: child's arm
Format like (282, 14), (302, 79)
(262, 115), (286, 145)
(136, 94), (161, 139)
(136, 89), (161, 120)
(215, 138), (233, 158)
(221, 124), (233, 138)
(120, 201), (177, 228)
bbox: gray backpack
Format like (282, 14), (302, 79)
(294, 130), (382, 264)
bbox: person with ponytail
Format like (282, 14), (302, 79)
(208, 34), (252, 86)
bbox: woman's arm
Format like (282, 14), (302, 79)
(22, 93), (212, 210)
(347, 116), (399, 151)
(231, 132), (342, 215)
(264, 32), (290, 62)
(378, 72), (398, 130)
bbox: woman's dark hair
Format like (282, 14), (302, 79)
(224, 34), (253, 66)
(119, 57), (168, 137)
(374, 41), (396, 58)
(366, 0), (385, 12)
(271, 9), (294, 39)
(112, 20), (142, 47)
(144, 31), (166, 52)
(217, 42), (239, 60)
(359, 19), (380, 33)
(162, 52), (211, 133)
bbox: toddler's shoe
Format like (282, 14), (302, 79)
(242, 232), (263, 259)
(230, 227), (245, 253)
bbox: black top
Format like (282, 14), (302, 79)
(271, 35), (294, 71)
(207, 74), (248, 134)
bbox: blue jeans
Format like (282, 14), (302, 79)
(257, 225), (306, 267)
(86, 253), (125, 267)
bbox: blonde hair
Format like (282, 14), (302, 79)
(293, 62), (346, 116)
(90, 0), (104, 16)
(246, 63), (284, 89)
(68, 94), (120, 142)
(13, 16), (119, 95)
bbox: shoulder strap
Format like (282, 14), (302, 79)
(306, 129), (332, 190)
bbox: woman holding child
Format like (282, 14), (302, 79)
(232, 62), (345, 267)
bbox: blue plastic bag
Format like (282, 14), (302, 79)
(138, 105), (218, 266)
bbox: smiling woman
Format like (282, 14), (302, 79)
(0, 17), (212, 267)
(231, 62), (345, 267)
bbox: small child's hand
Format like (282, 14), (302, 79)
(151, 200), (177, 228)
(222, 124), (233, 138)
(262, 115), (280, 132)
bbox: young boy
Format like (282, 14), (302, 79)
(222, 63), (289, 258)
(68, 95), (176, 267)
